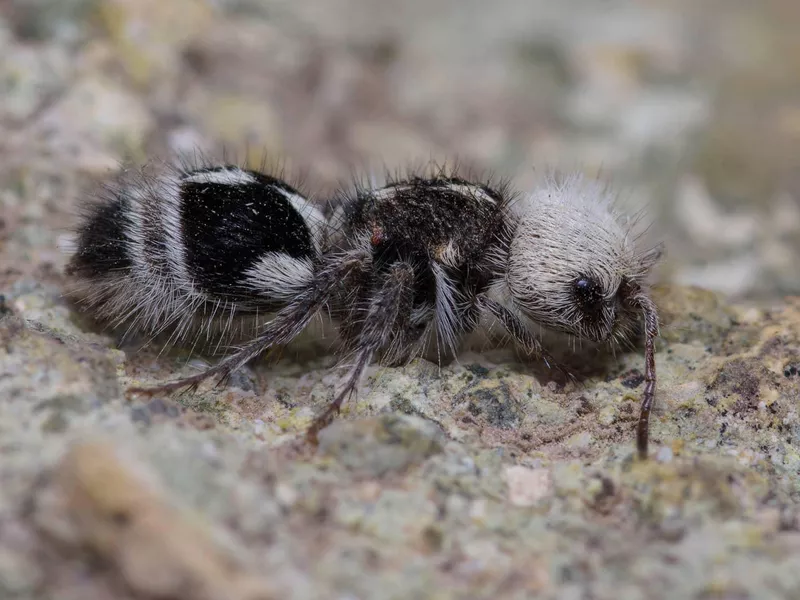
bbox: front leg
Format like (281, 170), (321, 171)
(474, 294), (570, 379)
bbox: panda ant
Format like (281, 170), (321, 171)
(63, 157), (663, 457)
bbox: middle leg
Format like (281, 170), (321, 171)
(306, 261), (415, 443)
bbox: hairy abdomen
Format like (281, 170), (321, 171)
(65, 164), (327, 350)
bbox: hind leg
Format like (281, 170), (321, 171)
(126, 249), (372, 397)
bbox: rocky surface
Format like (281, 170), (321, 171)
(3, 279), (800, 600)
(1, 1), (800, 599)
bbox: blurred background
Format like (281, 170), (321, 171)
(0, 0), (798, 301)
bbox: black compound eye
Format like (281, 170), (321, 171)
(573, 276), (605, 314)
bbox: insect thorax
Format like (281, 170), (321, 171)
(350, 179), (506, 262)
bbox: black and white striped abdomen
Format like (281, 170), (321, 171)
(65, 164), (326, 342)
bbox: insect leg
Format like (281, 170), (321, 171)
(475, 294), (570, 380)
(307, 261), (415, 443)
(126, 249), (371, 397)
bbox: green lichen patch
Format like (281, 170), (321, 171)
(653, 285), (737, 348)
(318, 414), (446, 477)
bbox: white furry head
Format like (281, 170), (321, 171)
(504, 173), (662, 343)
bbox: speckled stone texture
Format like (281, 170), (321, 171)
(1, 1), (800, 599)
(4, 281), (800, 599)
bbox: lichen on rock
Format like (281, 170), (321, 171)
(2, 1), (800, 598)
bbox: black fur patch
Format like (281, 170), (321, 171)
(372, 237), (437, 307)
(180, 170), (314, 298)
(351, 177), (505, 260)
(69, 193), (132, 277)
(345, 176), (509, 306)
